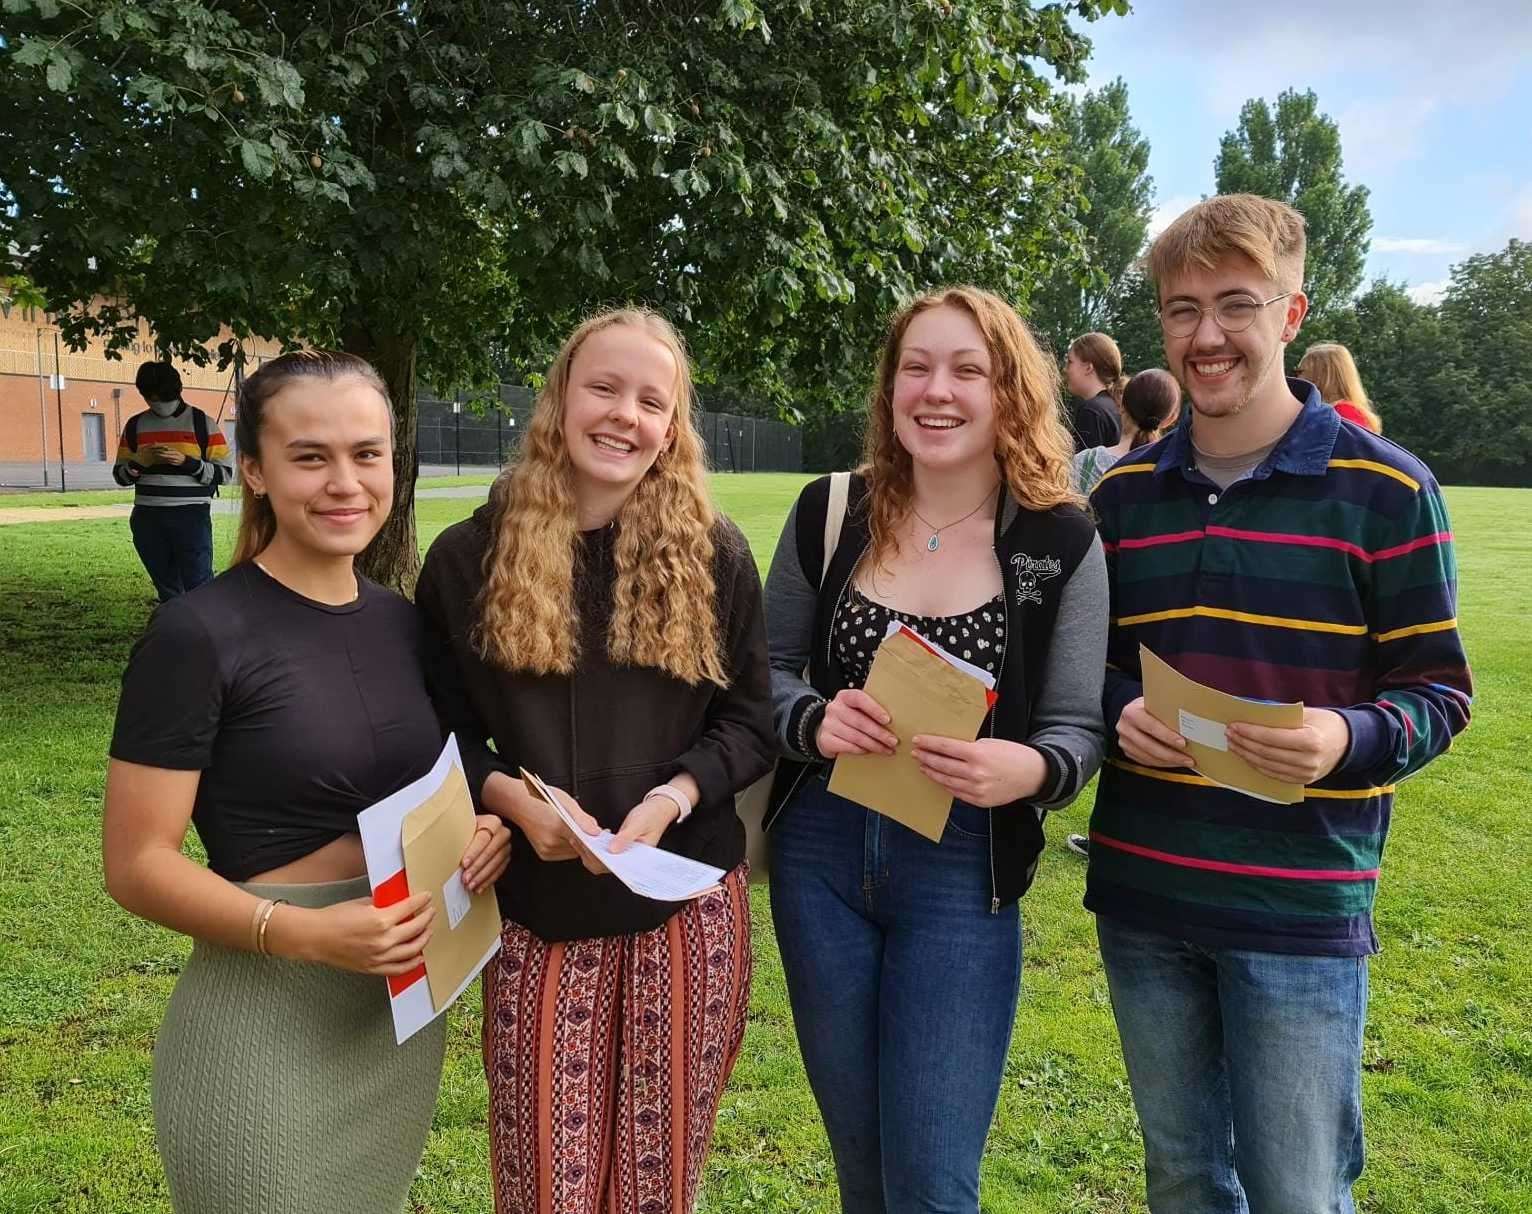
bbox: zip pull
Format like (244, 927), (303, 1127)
(991, 896), (1000, 915)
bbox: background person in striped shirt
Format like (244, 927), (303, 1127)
(1085, 194), (1472, 1214)
(111, 361), (233, 601)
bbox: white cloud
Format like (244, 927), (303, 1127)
(1373, 237), (1469, 255)
(1407, 280), (1450, 306)
(1148, 193), (1201, 239)
(1336, 96), (1440, 178)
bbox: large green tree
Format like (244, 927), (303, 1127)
(1027, 77), (1154, 358)
(1215, 88), (1372, 323)
(1, 0), (1125, 585)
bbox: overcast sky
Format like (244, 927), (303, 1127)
(1073, 0), (1532, 303)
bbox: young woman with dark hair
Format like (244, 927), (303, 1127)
(1073, 367), (1183, 496)
(103, 350), (512, 1213)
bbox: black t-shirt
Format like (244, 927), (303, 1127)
(110, 561), (443, 880)
(1068, 392), (1121, 452)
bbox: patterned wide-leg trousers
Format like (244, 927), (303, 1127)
(482, 866), (752, 1214)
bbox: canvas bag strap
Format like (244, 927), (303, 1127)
(821, 471), (851, 584)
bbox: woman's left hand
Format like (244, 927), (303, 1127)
(910, 736), (1048, 808)
(609, 795), (682, 854)
(460, 813), (513, 892)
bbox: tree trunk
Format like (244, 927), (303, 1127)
(343, 324), (421, 595)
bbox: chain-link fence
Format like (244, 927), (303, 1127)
(417, 387), (801, 473)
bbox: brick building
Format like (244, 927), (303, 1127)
(0, 304), (283, 485)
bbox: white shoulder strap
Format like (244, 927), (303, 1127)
(821, 471), (851, 584)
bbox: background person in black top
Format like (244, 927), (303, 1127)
(417, 309), (774, 1214)
(1064, 330), (1127, 451)
(103, 350), (511, 1214)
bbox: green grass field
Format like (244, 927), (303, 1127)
(1, 477), (1528, 1213)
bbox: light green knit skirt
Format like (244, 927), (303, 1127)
(152, 877), (447, 1214)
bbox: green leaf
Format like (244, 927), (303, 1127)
(554, 150), (589, 179)
(12, 38), (51, 68)
(643, 105), (675, 137)
(45, 58), (72, 92)
(239, 139), (276, 180)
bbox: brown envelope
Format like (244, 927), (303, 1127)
(401, 760), (503, 1011)
(828, 628), (994, 842)
(1139, 644), (1305, 804)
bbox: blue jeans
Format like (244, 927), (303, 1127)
(1096, 917), (1368, 1214)
(130, 504), (213, 602)
(769, 772), (1022, 1214)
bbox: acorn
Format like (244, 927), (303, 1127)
(231, 87), (246, 104)
(310, 153), (323, 170)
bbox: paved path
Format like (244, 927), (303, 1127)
(0, 482), (491, 525)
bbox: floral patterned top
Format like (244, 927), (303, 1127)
(834, 585), (1006, 689)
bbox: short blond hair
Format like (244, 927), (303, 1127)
(1149, 193), (1307, 295)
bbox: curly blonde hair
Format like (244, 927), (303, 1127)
(473, 309), (728, 687)
(862, 286), (1081, 568)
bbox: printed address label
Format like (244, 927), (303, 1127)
(1178, 709), (1229, 752)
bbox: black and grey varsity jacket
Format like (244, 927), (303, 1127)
(762, 472), (1108, 908)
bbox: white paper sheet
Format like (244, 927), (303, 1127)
(522, 769), (725, 902)
(357, 735), (501, 1044)
(882, 620), (997, 690)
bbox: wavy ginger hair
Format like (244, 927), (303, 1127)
(473, 309), (728, 687)
(863, 286), (1081, 568)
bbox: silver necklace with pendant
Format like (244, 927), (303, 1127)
(909, 486), (997, 552)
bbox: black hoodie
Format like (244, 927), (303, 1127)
(416, 502), (775, 941)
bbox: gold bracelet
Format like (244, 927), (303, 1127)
(256, 898), (288, 956)
(249, 898), (273, 954)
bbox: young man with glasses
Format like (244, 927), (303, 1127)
(1084, 193), (1472, 1212)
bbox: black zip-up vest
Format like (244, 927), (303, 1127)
(768, 473), (1097, 907)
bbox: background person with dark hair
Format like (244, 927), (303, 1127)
(1063, 331), (1127, 451)
(1072, 368), (1183, 497)
(111, 361), (233, 601)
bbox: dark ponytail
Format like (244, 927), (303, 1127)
(1121, 369), (1182, 449)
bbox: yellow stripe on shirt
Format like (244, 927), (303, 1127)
(1113, 605), (1369, 636)
(1327, 459), (1420, 492)
(1108, 759), (1395, 799)
(1373, 617), (1458, 644)
(1093, 462), (1157, 489)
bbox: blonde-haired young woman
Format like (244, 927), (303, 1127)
(1297, 341), (1382, 431)
(415, 308), (774, 1214)
(762, 287), (1108, 1212)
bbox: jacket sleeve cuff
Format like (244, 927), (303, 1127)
(1334, 706), (1385, 777)
(1031, 743), (1071, 804)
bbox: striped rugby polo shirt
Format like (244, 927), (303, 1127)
(112, 402), (233, 506)
(1085, 379), (1472, 956)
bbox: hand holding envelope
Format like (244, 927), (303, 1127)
(357, 736), (504, 1044)
(828, 624), (998, 842)
(1138, 645), (1306, 804)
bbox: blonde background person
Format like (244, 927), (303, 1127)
(1296, 341), (1382, 432)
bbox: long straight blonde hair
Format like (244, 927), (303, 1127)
(473, 309), (728, 687)
(1298, 342), (1382, 432)
(863, 286), (1081, 569)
